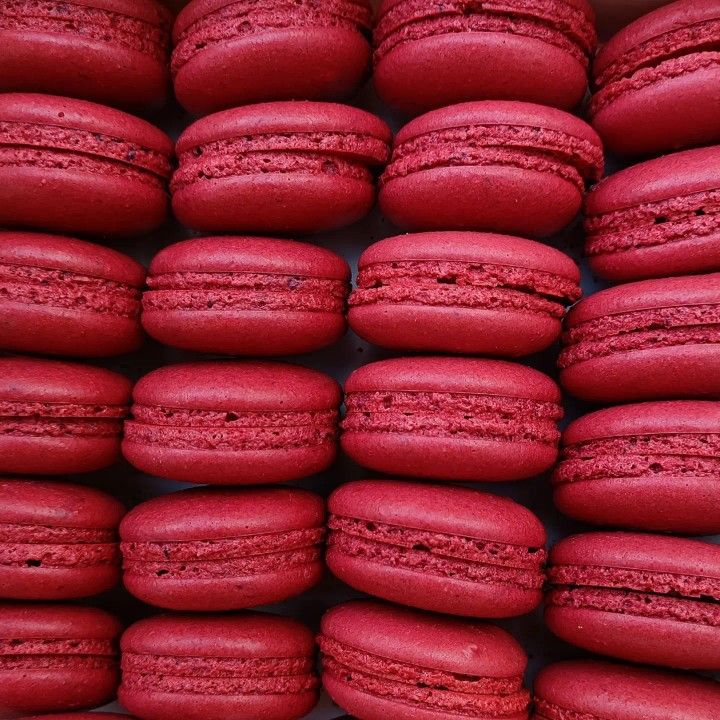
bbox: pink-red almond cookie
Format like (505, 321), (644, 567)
(0, 231), (145, 357)
(341, 356), (563, 482)
(171, 101), (391, 234)
(143, 236), (349, 355)
(122, 361), (340, 484)
(374, 0), (597, 114)
(349, 231), (581, 356)
(327, 479), (546, 618)
(379, 101), (603, 237)
(120, 486), (325, 611)
(172, 0), (372, 115)
(559, 273), (720, 403)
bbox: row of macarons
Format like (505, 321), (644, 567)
(2, 599), (720, 719)
(3, 0), (718, 161)
(3, 355), (720, 535)
(5, 475), (720, 641)
(3, 228), (720, 368)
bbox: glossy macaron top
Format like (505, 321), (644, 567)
(330, 479), (546, 549)
(534, 659), (720, 720)
(121, 612), (315, 658)
(131, 361), (341, 412)
(357, 231), (581, 282)
(550, 531), (720, 580)
(121, 486), (324, 542)
(175, 100), (391, 157)
(0, 93), (174, 158)
(0, 479), (124, 531)
(321, 600), (526, 678)
(0, 356), (132, 406)
(565, 273), (720, 327)
(0, 231), (146, 286)
(0, 602), (121, 641)
(345, 356), (561, 403)
(149, 235), (349, 280)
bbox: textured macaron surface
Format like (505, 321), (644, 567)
(591, 0), (720, 119)
(559, 274), (720, 370)
(381, 101), (603, 192)
(320, 601), (530, 718)
(534, 659), (720, 720)
(172, 0), (372, 77)
(547, 532), (720, 630)
(171, 101), (390, 193)
(374, 0), (596, 69)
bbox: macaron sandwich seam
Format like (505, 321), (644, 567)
(0, 637), (116, 669)
(0, 0), (170, 60)
(350, 260), (580, 317)
(0, 263), (142, 317)
(172, 0), (372, 76)
(328, 515), (546, 590)
(381, 124), (604, 191)
(0, 120), (173, 187)
(319, 634), (530, 716)
(342, 391), (562, 444)
(1, 401), (128, 438)
(374, 0), (596, 66)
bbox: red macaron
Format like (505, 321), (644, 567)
(0, 357), (131, 475)
(172, 0), (372, 115)
(546, 531), (720, 669)
(0, 94), (173, 236)
(559, 273), (720, 402)
(0, 603), (121, 716)
(341, 357), (563, 482)
(554, 400), (720, 534)
(19, 715), (134, 719)
(585, 146), (720, 282)
(379, 100), (603, 238)
(373, 0), (597, 114)
(590, 0), (720, 157)
(0, 479), (124, 600)
(119, 613), (319, 720)
(0, 0), (170, 108)
(327, 479), (546, 618)
(349, 231), (581, 356)
(171, 101), (391, 234)
(143, 236), (350, 355)
(120, 486), (325, 611)
(533, 659), (720, 720)
(319, 600), (530, 720)
(0, 231), (145, 357)
(122, 361), (340, 484)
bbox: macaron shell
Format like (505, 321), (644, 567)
(0, 0), (171, 107)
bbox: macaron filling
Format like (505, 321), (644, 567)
(592, 21), (720, 116)
(122, 527), (324, 579)
(350, 260), (580, 316)
(0, 120), (172, 188)
(144, 271), (347, 313)
(554, 432), (720, 485)
(172, 131), (388, 192)
(0, 523), (118, 569)
(121, 652), (318, 694)
(548, 564), (720, 627)
(124, 405), (338, 451)
(381, 124), (603, 192)
(0, 0), (170, 60)
(342, 391), (562, 444)
(0, 637), (116, 670)
(172, 0), (372, 75)
(319, 635), (530, 715)
(0, 401), (128, 438)
(585, 188), (720, 256)
(328, 515), (545, 590)
(0, 263), (142, 317)
(374, 0), (595, 66)
(559, 303), (720, 368)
